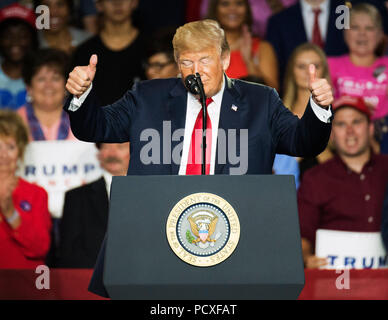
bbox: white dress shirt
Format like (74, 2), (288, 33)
(69, 78), (332, 175)
(300, 0), (330, 42)
(102, 169), (112, 198)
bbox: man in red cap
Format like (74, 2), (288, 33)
(0, 3), (37, 110)
(298, 95), (388, 268)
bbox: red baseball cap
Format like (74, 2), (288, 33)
(0, 3), (36, 29)
(332, 95), (371, 119)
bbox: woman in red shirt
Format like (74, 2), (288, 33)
(0, 110), (52, 269)
(206, 0), (279, 90)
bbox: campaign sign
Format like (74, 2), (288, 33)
(315, 229), (388, 269)
(18, 140), (102, 218)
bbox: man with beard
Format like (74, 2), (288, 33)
(298, 96), (388, 268)
(55, 142), (130, 268)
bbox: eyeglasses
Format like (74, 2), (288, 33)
(143, 61), (175, 71)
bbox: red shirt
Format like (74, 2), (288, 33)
(226, 37), (260, 79)
(298, 153), (388, 248)
(0, 178), (52, 269)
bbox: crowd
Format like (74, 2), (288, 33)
(0, 0), (388, 270)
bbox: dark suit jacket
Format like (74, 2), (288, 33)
(64, 75), (332, 297)
(56, 177), (109, 268)
(266, 0), (348, 84)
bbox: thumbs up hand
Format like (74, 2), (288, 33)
(308, 63), (333, 109)
(66, 54), (98, 98)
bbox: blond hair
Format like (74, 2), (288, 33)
(172, 19), (230, 61)
(0, 109), (29, 160)
(283, 43), (331, 111)
(350, 3), (383, 31)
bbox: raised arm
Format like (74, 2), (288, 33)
(64, 54), (134, 143)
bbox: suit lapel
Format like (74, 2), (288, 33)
(166, 80), (187, 175)
(215, 76), (244, 174)
(295, 2), (308, 43)
(89, 177), (109, 221)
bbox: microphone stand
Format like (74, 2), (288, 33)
(195, 73), (207, 175)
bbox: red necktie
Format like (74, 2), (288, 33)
(312, 8), (324, 48)
(186, 98), (213, 175)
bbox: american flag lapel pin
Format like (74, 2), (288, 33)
(231, 104), (238, 112)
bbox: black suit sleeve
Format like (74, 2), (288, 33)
(269, 88), (332, 157)
(63, 82), (140, 143)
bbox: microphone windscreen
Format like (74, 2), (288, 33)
(184, 75), (200, 94)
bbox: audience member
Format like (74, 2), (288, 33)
(382, 182), (388, 251)
(207, 0), (278, 89)
(144, 28), (178, 80)
(198, 0), (297, 39)
(36, 0), (92, 54)
(266, 0), (348, 86)
(283, 43), (333, 179)
(135, 0), (185, 35)
(0, 3), (38, 110)
(17, 48), (75, 141)
(298, 96), (388, 268)
(0, 110), (52, 269)
(76, 0), (99, 34)
(328, 3), (388, 154)
(56, 142), (129, 268)
(71, 0), (146, 105)
(349, 0), (388, 36)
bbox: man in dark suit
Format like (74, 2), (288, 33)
(56, 142), (130, 268)
(266, 0), (348, 84)
(64, 20), (334, 297)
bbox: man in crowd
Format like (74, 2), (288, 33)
(266, 0), (348, 83)
(56, 142), (130, 268)
(64, 19), (334, 296)
(298, 96), (388, 268)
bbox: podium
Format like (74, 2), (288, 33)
(103, 175), (305, 299)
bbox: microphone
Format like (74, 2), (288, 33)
(184, 74), (201, 95)
(183, 73), (207, 175)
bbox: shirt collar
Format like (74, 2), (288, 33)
(300, 0), (329, 14)
(334, 149), (377, 174)
(188, 74), (225, 108)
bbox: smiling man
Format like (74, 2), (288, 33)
(298, 95), (388, 269)
(64, 19), (333, 297)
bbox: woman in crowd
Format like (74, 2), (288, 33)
(283, 43), (333, 179)
(198, 0), (297, 38)
(71, 0), (146, 105)
(0, 110), (52, 269)
(144, 29), (179, 80)
(37, 0), (92, 54)
(0, 3), (38, 110)
(206, 0), (279, 90)
(18, 48), (76, 141)
(328, 3), (388, 153)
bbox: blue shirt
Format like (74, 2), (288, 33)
(0, 64), (27, 110)
(273, 154), (300, 189)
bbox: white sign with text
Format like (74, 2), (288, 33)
(315, 229), (388, 269)
(18, 140), (102, 218)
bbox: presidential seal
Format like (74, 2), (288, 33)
(166, 193), (240, 267)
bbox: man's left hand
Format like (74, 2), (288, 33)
(309, 64), (333, 109)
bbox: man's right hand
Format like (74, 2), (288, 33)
(66, 54), (98, 98)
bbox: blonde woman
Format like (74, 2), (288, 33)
(282, 43), (333, 178)
(328, 3), (388, 153)
(0, 110), (52, 268)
